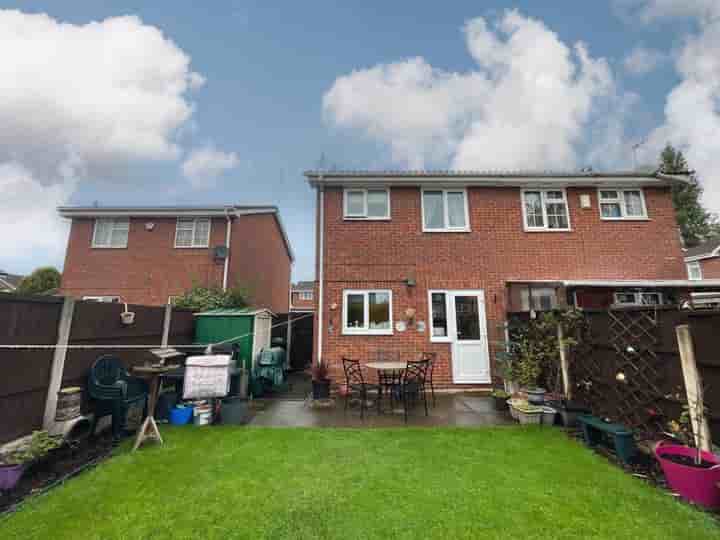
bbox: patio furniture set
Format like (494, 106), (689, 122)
(340, 351), (436, 422)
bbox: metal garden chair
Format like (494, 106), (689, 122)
(342, 357), (380, 419)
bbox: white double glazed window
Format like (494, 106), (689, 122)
(521, 190), (570, 231)
(92, 218), (129, 248)
(422, 189), (469, 232)
(343, 188), (390, 219)
(687, 261), (702, 281)
(175, 218), (211, 248)
(598, 189), (647, 219)
(342, 290), (392, 335)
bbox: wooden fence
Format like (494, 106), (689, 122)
(567, 307), (720, 444)
(0, 294), (195, 444)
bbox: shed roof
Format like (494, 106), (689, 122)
(194, 307), (275, 317)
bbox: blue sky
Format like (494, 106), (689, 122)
(1, 1), (718, 281)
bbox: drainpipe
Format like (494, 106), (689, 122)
(223, 208), (232, 291)
(316, 183), (325, 366)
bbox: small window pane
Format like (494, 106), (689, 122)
(524, 192), (544, 228)
(600, 190), (618, 200)
(447, 192), (466, 228)
(431, 293), (448, 337)
(110, 228), (128, 247)
(423, 191), (444, 229)
(641, 293), (661, 305)
(601, 203), (622, 218)
(177, 218), (194, 230)
(346, 294), (365, 328)
(624, 191), (644, 217)
(346, 191), (365, 216)
(176, 228), (193, 247)
(615, 293), (636, 305)
(368, 292), (390, 329)
(546, 202), (568, 229)
(687, 262), (702, 280)
(94, 219), (111, 246)
(193, 219), (210, 246)
(366, 190), (388, 218)
(545, 191), (563, 200)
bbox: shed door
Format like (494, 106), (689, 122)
(252, 315), (272, 367)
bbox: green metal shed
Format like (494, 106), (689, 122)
(194, 308), (274, 370)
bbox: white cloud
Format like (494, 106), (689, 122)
(616, 0), (719, 22)
(182, 145), (239, 188)
(0, 10), (204, 271)
(623, 46), (666, 75)
(323, 10), (616, 171)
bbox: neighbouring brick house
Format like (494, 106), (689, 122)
(684, 237), (720, 308)
(306, 169), (720, 389)
(0, 270), (23, 293)
(58, 205), (294, 313)
(290, 281), (316, 311)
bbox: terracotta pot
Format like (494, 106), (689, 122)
(655, 442), (720, 509)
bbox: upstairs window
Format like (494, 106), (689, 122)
(299, 291), (313, 301)
(175, 218), (211, 248)
(599, 189), (647, 219)
(422, 189), (469, 232)
(687, 261), (703, 281)
(343, 188), (390, 219)
(92, 218), (129, 248)
(342, 290), (392, 335)
(522, 190), (570, 231)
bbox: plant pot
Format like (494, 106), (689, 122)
(546, 399), (591, 427)
(541, 406), (557, 426)
(655, 442), (720, 509)
(516, 408), (542, 425)
(493, 395), (509, 411)
(312, 379), (331, 400)
(0, 463), (25, 491)
(526, 388), (546, 405)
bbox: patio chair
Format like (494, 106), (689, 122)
(375, 349), (402, 410)
(342, 358), (380, 419)
(87, 355), (148, 441)
(400, 359), (430, 423)
(420, 352), (438, 406)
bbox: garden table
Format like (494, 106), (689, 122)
(366, 361), (407, 414)
(131, 364), (179, 451)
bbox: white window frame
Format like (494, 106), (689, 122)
(91, 218), (129, 248)
(428, 290), (452, 343)
(521, 189), (571, 232)
(298, 291), (313, 301)
(612, 291), (663, 306)
(342, 289), (393, 335)
(597, 188), (648, 220)
(342, 188), (390, 220)
(421, 188), (470, 232)
(687, 261), (703, 281)
(174, 217), (211, 248)
(82, 295), (121, 303)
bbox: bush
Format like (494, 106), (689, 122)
(16, 267), (61, 295)
(172, 285), (250, 312)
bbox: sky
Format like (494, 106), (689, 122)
(0, 1), (719, 282)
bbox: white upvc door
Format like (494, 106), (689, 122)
(449, 291), (491, 384)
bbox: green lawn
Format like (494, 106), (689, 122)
(1, 427), (717, 539)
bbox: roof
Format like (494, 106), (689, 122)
(507, 279), (720, 288)
(0, 271), (23, 291)
(292, 281), (315, 290)
(57, 204), (294, 262)
(684, 237), (720, 261)
(194, 307), (276, 317)
(305, 169), (690, 188)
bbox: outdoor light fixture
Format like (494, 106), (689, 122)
(404, 278), (416, 287)
(615, 371), (627, 383)
(626, 346), (636, 354)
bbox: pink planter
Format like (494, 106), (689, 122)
(655, 442), (720, 509)
(0, 464), (25, 491)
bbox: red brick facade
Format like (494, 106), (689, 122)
(315, 184), (685, 388)
(60, 213), (291, 313)
(696, 257), (720, 279)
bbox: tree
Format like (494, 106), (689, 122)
(16, 267), (61, 295)
(172, 284), (250, 312)
(661, 144), (720, 247)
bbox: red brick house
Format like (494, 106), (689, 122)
(684, 237), (720, 307)
(306, 170), (720, 389)
(290, 281), (316, 312)
(58, 205), (293, 313)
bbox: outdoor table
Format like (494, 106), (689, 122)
(366, 361), (407, 414)
(131, 364), (179, 451)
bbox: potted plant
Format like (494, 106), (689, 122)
(490, 389), (510, 411)
(311, 362), (331, 400)
(655, 393), (720, 509)
(0, 431), (62, 491)
(509, 399), (543, 425)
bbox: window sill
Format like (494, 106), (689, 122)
(343, 216), (391, 221)
(523, 228), (572, 233)
(600, 217), (650, 222)
(91, 245), (128, 249)
(342, 329), (393, 336)
(422, 228), (471, 233)
(174, 245), (211, 249)
(430, 337), (452, 343)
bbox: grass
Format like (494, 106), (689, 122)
(1, 426), (718, 539)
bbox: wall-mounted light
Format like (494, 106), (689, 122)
(615, 371), (627, 383)
(404, 278), (416, 287)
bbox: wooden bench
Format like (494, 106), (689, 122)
(577, 414), (637, 464)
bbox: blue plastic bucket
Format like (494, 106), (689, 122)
(169, 405), (194, 425)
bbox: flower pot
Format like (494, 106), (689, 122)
(516, 408), (542, 425)
(312, 379), (331, 400)
(493, 395), (509, 411)
(526, 388), (546, 405)
(0, 463), (25, 491)
(541, 406), (557, 426)
(655, 442), (720, 509)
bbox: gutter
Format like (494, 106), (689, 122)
(316, 183), (325, 366)
(223, 209), (232, 291)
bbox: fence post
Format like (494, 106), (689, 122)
(42, 297), (75, 430)
(557, 322), (572, 399)
(161, 303), (172, 347)
(675, 324), (712, 452)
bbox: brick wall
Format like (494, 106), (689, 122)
(291, 290), (316, 310)
(316, 185), (685, 388)
(698, 257), (720, 279)
(61, 214), (291, 312)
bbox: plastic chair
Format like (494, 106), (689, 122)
(87, 355), (148, 440)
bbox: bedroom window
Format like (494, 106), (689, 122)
(521, 190), (570, 231)
(599, 189), (647, 219)
(422, 189), (469, 232)
(343, 189), (390, 219)
(92, 218), (129, 248)
(175, 218), (211, 248)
